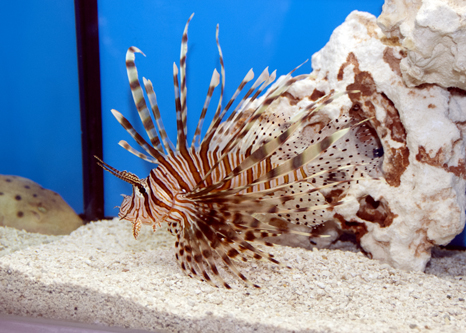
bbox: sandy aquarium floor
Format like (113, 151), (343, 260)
(0, 218), (465, 333)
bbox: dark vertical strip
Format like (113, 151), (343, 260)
(74, 0), (104, 221)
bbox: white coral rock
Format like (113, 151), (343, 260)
(377, 0), (466, 89)
(289, 10), (466, 271)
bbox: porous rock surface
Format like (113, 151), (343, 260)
(285, 10), (466, 271)
(377, 0), (466, 89)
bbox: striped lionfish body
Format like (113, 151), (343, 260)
(97, 15), (383, 288)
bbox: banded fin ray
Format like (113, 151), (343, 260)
(194, 66), (305, 192)
(118, 140), (158, 164)
(173, 63), (187, 152)
(204, 25), (226, 138)
(143, 78), (175, 154)
(126, 47), (163, 152)
(220, 67), (272, 137)
(179, 13), (194, 147)
(190, 93), (352, 198)
(191, 69), (220, 148)
(111, 109), (165, 162)
(217, 69), (255, 126)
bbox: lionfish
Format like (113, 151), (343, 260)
(96, 14), (383, 288)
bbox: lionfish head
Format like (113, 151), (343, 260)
(94, 156), (156, 238)
(118, 180), (152, 223)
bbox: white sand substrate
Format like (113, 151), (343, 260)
(0, 218), (465, 333)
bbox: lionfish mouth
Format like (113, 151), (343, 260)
(97, 13), (383, 289)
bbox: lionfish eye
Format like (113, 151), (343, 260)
(137, 185), (147, 195)
(373, 147), (384, 158)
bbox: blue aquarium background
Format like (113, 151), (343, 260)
(1, 1), (82, 212)
(1, 0), (465, 247)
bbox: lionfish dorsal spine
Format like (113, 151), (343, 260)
(172, 62), (187, 152)
(179, 14), (193, 143)
(192, 64), (308, 194)
(125, 47), (163, 153)
(117, 140), (158, 164)
(110, 109), (161, 163)
(219, 69), (255, 122)
(142, 77), (175, 154)
(193, 68), (295, 191)
(191, 69), (220, 148)
(221, 67), (270, 136)
(203, 24), (226, 139)
(220, 68), (297, 151)
(197, 68), (256, 155)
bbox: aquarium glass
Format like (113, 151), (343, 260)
(0, 0), (83, 213)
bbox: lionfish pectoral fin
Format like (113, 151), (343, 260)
(180, 225), (221, 288)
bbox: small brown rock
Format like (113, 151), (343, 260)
(0, 175), (83, 235)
